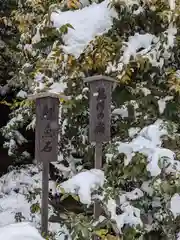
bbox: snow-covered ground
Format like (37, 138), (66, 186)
(0, 222), (44, 240)
(0, 165), (71, 239)
(0, 164), (104, 239)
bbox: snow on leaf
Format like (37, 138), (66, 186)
(125, 188), (144, 200)
(16, 90), (28, 99)
(58, 169), (104, 204)
(112, 106), (129, 118)
(122, 33), (157, 65)
(115, 120), (177, 176)
(177, 232), (180, 240)
(32, 27), (41, 45)
(157, 96), (173, 114)
(168, 0), (176, 10)
(34, 72), (44, 82)
(141, 181), (154, 196)
(49, 82), (67, 94)
(107, 199), (142, 233)
(108, 25), (177, 72)
(128, 127), (140, 138)
(170, 193), (180, 218)
(50, 0), (117, 58)
(163, 26), (177, 56)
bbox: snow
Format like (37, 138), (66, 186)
(157, 96), (173, 114)
(133, 6), (144, 15)
(122, 33), (157, 65)
(176, 70), (180, 78)
(128, 127), (140, 138)
(141, 87), (151, 96)
(7, 114), (23, 127)
(49, 82), (67, 94)
(112, 106), (129, 118)
(117, 202), (142, 230)
(0, 166), (41, 226)
(24, 44), (33, 52)
(78, 0), (92, 7)
(33, 72), (68, 95)
(7, 139), (16, 156)
(0, 222), (44, 240)
(106, 198), (117, 220)
(105, 153), (114, 162)
(0, 39), (6, 49)
(58, 169), (104, 204)
(34, 72), (44, 82)
(50, 0), (117, 58)
(106, 188), (144, 232)
(141, 181), (153, 196)
(0, 84), (10, 96)
(163, 26), (177, 56)
(16, 90), (28, 99)
(118, 188), (144, 206)
(52, 162), (71, 179)
(115, 120), (177, 176)
(32, 27), (41, 45)
(168, 0), (176, 10)
(177, 232), (180, 240)
(14, 130), (27, 145)
(170, 194), (180, 218)
(125, 188), (144, 200)
(27, 117), (36, 130)
(107, 199), (142, 233)
(0, 194), (32, 224)
(106, 61), (123, 74)
(107, 25), (177, 74)
(0, 165), (70, 239)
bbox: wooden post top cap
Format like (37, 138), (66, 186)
(28, 92), (68, 100)
(84, 75), (118, 83)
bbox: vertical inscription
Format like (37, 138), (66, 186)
(35, 97), (59, 162)
(94, 86), (106, 135)
(89, 80), (112, 143)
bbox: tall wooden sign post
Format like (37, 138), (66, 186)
(84, 75), (115, 238)
(28, 93), (60, 237)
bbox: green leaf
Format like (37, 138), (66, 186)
(60, 23), (74, 34)
(94, 229), (108, 237)
(71, 194), (80, 201)
(59, 187), (66, 194)
(60, 193), (70, 201)
(65, 23), (75, 29)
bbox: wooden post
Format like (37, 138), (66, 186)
(42, 159), (49, 235)
(94, 143), (102, 220)
(28, 92), (61, 237)
(84, 75), (116, 239)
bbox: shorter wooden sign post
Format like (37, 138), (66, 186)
(28, 93), (60, 237)
(84, 75), (116, 238)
